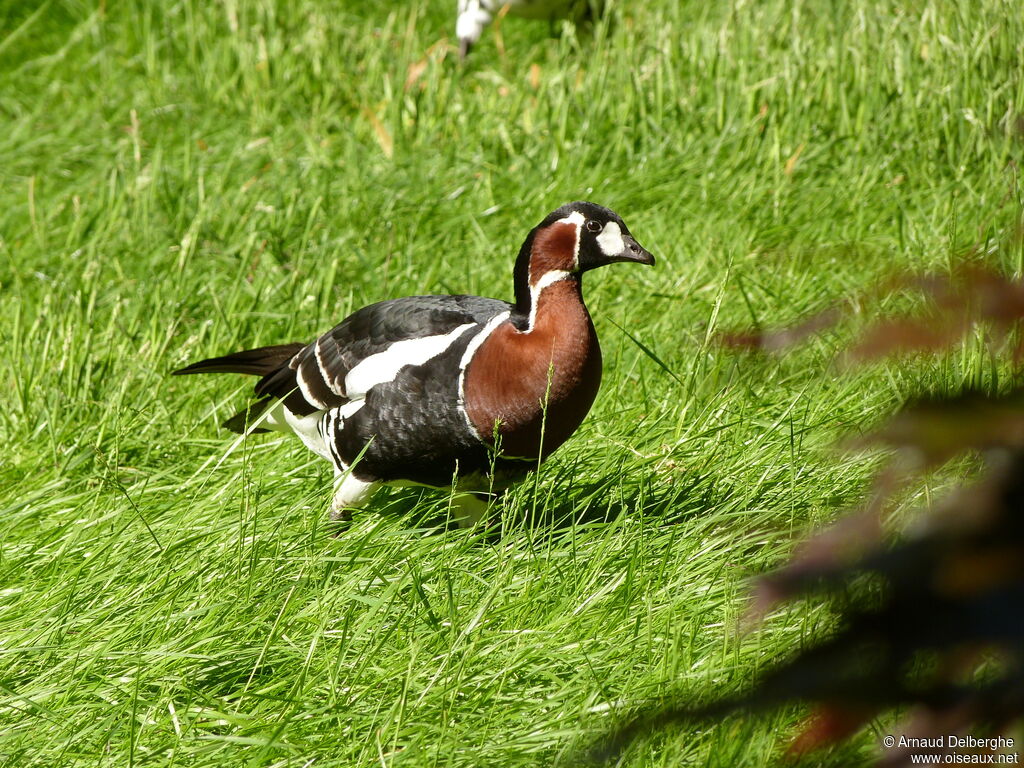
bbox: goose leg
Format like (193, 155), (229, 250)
(330, 471), (379, 523)
(450, 490), (507, 531)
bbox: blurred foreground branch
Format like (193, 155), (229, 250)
(592, 264), (1024, 766)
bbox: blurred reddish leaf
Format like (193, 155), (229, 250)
(720, 265), (1024, 364)
(719, 307), (841, 352)
(596, 259), (1024, 766)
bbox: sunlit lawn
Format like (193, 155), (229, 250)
(1, 0), (1021, 765)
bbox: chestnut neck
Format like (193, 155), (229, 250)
(512, 221), (582, 325)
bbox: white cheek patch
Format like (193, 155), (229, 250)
(596, 221), (624, 257)
(344, 324), (476, 400)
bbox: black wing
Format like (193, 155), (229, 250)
(254, 294), (511, 417)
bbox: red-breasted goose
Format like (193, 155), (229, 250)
(174, 201), (654, 527)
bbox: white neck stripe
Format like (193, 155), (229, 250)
(532, 269), (572, 292)
(527, 269), (572, 331)
(457, 310), (512, 440)
(525, 210), (584, 293)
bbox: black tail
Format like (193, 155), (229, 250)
(221, 399), (274, 434)
(172, 343), (305, 377)
(174, 343), (305, 434)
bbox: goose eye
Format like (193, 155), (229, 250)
(585, 220), (602, 233)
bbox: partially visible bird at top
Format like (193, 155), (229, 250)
(456, 0), (603, 59)
(173, 201), (654, 529)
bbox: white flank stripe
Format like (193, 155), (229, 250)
(337, 399), (365, 419)
(314, 337), (344, 396)
(344, 323), (476, 400)
(321, 410), (342, 468)
(596, 220), (624, 257)
(277, 327), (459, 475)
(320, 399), (366, 470)
(296, 363), (329, 409)
(457, 311), (511, 439)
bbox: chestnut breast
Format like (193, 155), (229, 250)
(462, 279), (602, 458)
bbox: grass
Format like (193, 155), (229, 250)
(1, 0), (1022, 765)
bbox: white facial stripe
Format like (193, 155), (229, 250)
(596, 221), (624, 257)
(558, 210), (585, 268)
(345, 323), (476, 400)
(457, 311), (512, 439)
